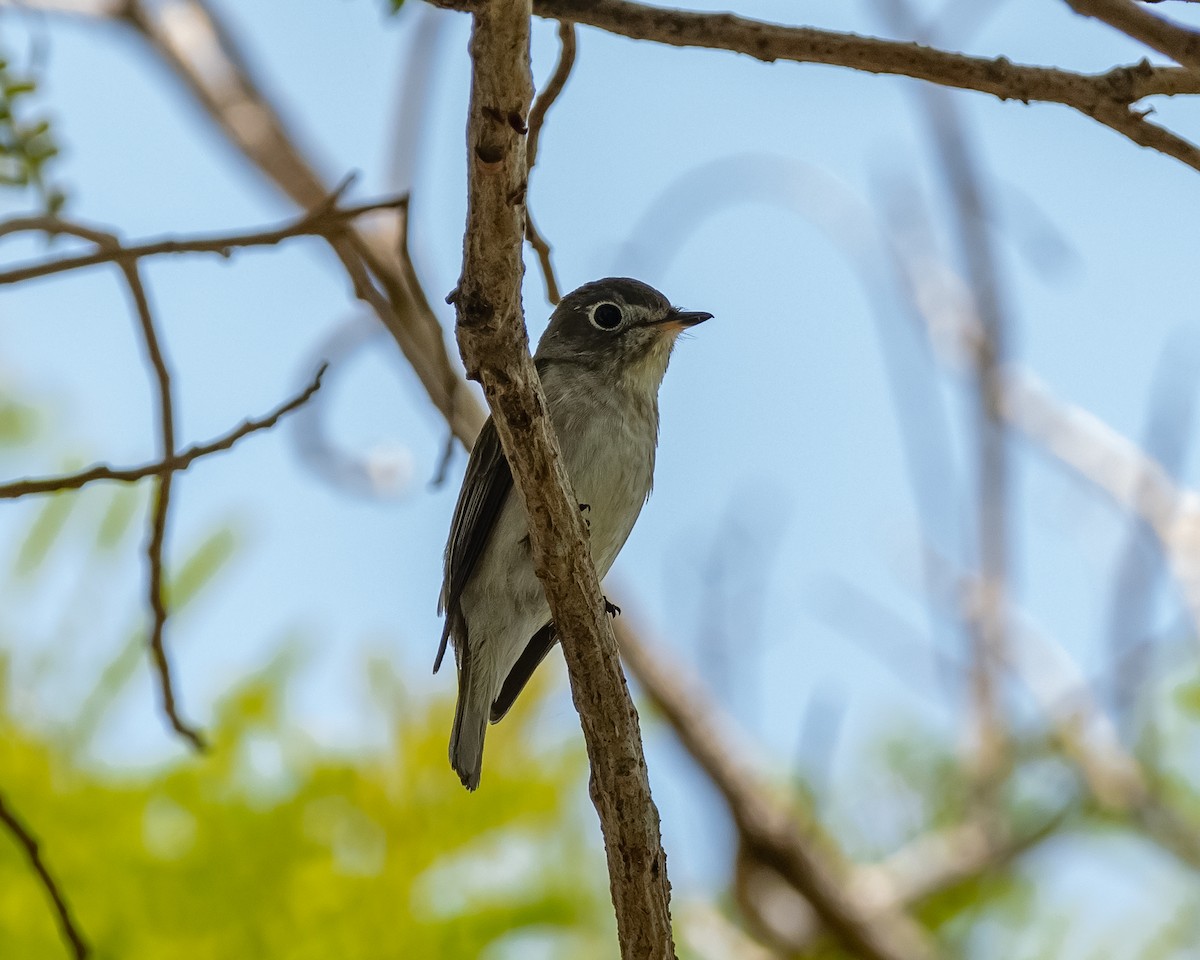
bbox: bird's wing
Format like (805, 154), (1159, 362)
(434, 415), (513, 673)
(490, 622), (556, 722)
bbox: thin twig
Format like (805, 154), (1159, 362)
(0, 790), (89, 960)
(116, 255), (207, 752)
(525, 213), (562, 304)
(526, 20), (576, 168)
(0, 196), (407, 285)
(524, 19), (575, 305)
(0, 365), (328, 499)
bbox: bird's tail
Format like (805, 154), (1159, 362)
(449, 652), (489, 791)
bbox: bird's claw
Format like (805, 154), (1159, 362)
(579, 502), (591, 530)
(604, 597), (621, 619)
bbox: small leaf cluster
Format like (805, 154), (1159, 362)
(0, 54), (66, 214)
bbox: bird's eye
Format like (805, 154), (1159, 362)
(590, 302), (624, 331)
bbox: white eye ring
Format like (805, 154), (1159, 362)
(589, 302), (624, 331)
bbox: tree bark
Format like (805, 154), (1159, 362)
(451, 1), (676, 957)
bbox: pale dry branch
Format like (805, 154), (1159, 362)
(2, 216), (205, 749)
(0, 789), (89, 960)
(1000, 369), (1200, 630)
(734, 812), (1059, 955)
(0, 365), (327, 499)
(893, 55), (1013, 791)
(615, 618), (941, 960)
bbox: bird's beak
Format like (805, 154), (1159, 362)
(651, 308), (713, 333)
(672, 309), (713, 327)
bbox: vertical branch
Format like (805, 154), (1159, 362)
(875, 0), (1011, 795)
(0, 790), (89, 959)
(930, 99), (1011, 791)
(118, 258), (206, 752)
(451, 1), (675, 957)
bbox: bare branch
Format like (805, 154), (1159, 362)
(113, 254), (205, 752)
(0, 196), (407, 285)
(524, 213), (562, 304)
(0, 789), (89, 960)
(451, 1), (674, 956)
(0, 365), (327, 499)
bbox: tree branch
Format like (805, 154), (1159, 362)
(0, 789), (89, 960)
(423, 0), (1200, 172)
(118, 254), (206, 752)
(451, 1), (674, 956)
(0, 365), (327, 498)
(0, 197), (407, 285)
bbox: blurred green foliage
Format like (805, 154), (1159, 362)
(0, 381), (612, 960)
(0, 52), (66, 214)
(0, 655), (612, 960)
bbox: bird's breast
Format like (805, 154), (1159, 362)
(550, 384), (658, 577)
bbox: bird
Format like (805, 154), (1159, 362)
(434, 277), (711, 790)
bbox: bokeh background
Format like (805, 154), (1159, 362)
(4, 0), (1200, 957)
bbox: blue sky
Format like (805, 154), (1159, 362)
(5, 0), (1200, 950)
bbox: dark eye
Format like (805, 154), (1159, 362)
(590, 302), (624, 330)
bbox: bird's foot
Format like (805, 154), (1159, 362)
(604, 597), (621, 619)
(579, 502), (591, 530)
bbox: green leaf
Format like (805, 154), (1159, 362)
(163, 526), (239, 610)
(1175, 679), (1200, 718)
(14, 491), (77, 576)
(0, 398), (38, 446)
(96, 485), (141, 551)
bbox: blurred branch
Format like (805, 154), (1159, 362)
(889, 228), (1200, 866)
(0, 789), (89, 960)
(615, 618), (942, 960)
(0, 194), (407, 284)
(524, 19), (575, 305)
(386, 4), (449, 193)
(1000, 369), (1200, 629)
(451, 2), (674, 957)
(876, 0), (1014, 790)
(1104, 337), (1200, 736)
(736, 810), (1062, 955)
(0, 365), (327, 498)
